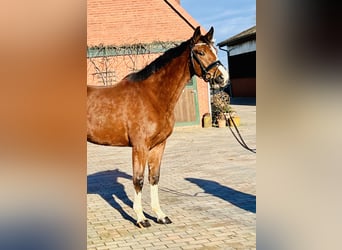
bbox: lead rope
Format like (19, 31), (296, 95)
(226, 112), (256, 153)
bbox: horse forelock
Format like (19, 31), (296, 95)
(125, 40), (191, 82)
(199, 35), (214, 45)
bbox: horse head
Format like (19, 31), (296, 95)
(190, 26), (229, 89)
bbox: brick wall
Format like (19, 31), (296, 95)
(87, 0), (209, 124)
(87, 0), (200, 46)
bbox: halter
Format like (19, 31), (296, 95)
(190, 43), (224, 82)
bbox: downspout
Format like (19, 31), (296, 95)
(218, 46), (233, 68)
(219, 46), (234, 97)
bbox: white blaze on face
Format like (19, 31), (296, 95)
(209, 42), (218, 59)
(209, 42), (229, 85)
(218, 65), (229, 84)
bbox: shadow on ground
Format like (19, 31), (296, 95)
(185, 177), (256, 213)
(87, 169), (137, 223)
(230, 97), (256, 106)
(88, 169), (164, 225)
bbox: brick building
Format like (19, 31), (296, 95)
(218, 26), (256, 98)
(87, 0), (211, 126)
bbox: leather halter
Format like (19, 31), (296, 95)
(190, 43), (224, 82)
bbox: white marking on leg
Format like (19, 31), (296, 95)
(133, 191), (146, 222)
(151, 184), (166, 220)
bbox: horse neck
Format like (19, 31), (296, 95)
(148, 47), (192, 113)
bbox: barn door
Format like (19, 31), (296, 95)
(174, 77), (200, 126)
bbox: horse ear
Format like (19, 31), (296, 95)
(192, 26), (201, 44)
(205, 26), (214, 41)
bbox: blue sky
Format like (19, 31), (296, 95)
(181, 0), (256, 65)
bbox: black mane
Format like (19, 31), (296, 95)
(125, 39), (191, 82)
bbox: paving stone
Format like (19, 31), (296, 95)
(87, 104), (256, 249)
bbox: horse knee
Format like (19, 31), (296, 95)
(133, 176), (144, 193)
(149, 175), (160, 185)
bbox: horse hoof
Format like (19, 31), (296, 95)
(157, 216), (172, 224)
(136, 219), (151, 228)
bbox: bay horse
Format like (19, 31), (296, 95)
(87, 27), (228, 228)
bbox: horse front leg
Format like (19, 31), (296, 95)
(132, 146), (151, 228)
(148, 141), (172, 224)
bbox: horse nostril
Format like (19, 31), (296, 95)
(214, 75), (224, 83)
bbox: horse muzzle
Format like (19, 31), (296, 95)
(211, 64), (229, 88)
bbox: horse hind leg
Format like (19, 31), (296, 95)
(148, 142), (172, 224)
(132, 146), (151, 228)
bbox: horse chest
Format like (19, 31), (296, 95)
(146, 115), (174, 147)
(153, 126), (173, 143)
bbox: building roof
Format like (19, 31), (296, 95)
(87, 0), (204, 46)
(217, 26), (256, 47)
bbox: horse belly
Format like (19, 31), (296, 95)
(87, 120), (129, 146)
(87, 115), (129, 146)
(87, 95), (130, 146)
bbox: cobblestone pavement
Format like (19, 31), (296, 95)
(87, 104), (256, 250)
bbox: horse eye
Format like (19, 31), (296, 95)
(197, 51), (205, 56)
